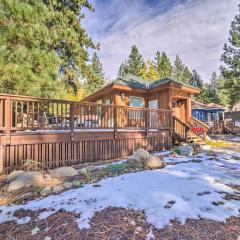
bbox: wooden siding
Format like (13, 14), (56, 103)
(0, 130), (171, 174)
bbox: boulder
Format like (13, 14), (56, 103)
(53, 167), (78, 178)
(133, 148), (149, 161)
(191, 143), (201, 155)
(8, 171), (44, 191)
(78, 167), (88, 176)
(128, 148), (149, 165)
(52, 185), (64, 193)
(178, 145), (194, 156)
(145, 155), (163, 169)
(63, 182), (72, 189)
(72, 180), (82, 188)
(7, 170), (24, 183)
(40, 186), (52, 197)
(15, 192), (34, 201)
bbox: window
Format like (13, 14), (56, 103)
(103, 98), (111, 104)
(129, 97), (144, 107)
(129, 96), (144, 119)
(149, 100), (158, 109)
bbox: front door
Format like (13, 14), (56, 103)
(172, 99), (186, 122)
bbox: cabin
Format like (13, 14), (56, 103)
(83, 75), (200, 125)
(192, 101), (225, 124)
(0, 75), (207, 174)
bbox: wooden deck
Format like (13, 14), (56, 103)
(0, 94), (173, 174)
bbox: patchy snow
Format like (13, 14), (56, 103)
(0, 150), (240, 230)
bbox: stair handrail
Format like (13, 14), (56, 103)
(173, 116), (191, 129)
(173, 115), (191, 141)
(191, 117), (211, 131)
(190, 117), (210, 139)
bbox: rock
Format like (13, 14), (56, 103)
(7, 170), (24, 183)
(31, 227), (40, 235)
(191, 143), (201, 155)
(63, 182), (72, 189)
(178, 145), (194, 156)
(135, 226), (143, 233)
(53, 167), (78, 178)
(72, 180), (82, 188)
(128, 148), (149, 165)
(52, 186), (64, 193)
(130, 220), (136, 226)
(15, 192), (34, 201)
(145, 155), (163, 169)
(133, 148), (149, 161)
(40, 186), (52, 196)
(8, 171), (44, 191)
(44, 237), (52, 240)
(78, 167), (88, 176)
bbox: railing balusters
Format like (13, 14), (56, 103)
(0, 94), (172, 133)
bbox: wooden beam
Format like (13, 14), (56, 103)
(5, 96), (11, 145)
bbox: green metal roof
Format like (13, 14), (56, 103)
(113, 74), (198, 90)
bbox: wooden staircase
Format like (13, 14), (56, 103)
(173, 116), (210, 145)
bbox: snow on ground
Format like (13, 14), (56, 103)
(209, 134), (240, 143)
(0, 150), (240, 230)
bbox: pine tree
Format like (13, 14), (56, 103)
(172, 55), (185, 81)
(140, 60), (159, 80)
(118, 61), (128, 78)
(87, 52), (105, 93)
(117, 45), (144, 77)
(44, 0), (97, 91)
(189, 69), (203, 88)
(0, 0), (96, 97)
(154, 51), (172, 78)
(219, 5), (240, 107)
(182, 66), (192, 84)
(196, 83), (211, 103)
(208, 71), (220, 103)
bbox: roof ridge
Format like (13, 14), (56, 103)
(113, 75), (199, 90)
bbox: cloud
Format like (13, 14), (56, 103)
(83, 0), (239, 81)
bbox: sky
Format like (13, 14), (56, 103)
(82, 0), (239, 82)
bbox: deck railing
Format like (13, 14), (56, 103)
(0, 94), (172, 133)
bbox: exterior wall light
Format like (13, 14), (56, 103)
(120, 92), (125, 100)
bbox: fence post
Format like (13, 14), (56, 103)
(5, 95), (11, 145)
(70, 102), (74, 141)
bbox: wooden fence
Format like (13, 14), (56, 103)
(0, 94), (173, 174)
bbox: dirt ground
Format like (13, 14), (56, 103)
(1, 207), (240, 240)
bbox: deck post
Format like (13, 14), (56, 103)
(0, 99), (2, 129)
(0, 144), (3, 174)
(145, 108), (149, 138)
(70, 102), (74, 141)
(114, 106), (117, 139)
(5, 95), (11, 145)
